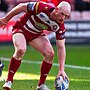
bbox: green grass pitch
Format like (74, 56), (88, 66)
(0, 44), (90, 90)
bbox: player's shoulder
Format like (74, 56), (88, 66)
(38, 1), (55, 10)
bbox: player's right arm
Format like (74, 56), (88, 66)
(0, 2), (29, 27)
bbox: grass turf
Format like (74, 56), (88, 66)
(0, 44), (90, 90)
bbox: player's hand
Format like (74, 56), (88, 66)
(0, 17), (8, 28)
(57, 70), (70, 82)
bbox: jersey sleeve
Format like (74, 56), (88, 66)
(55, 22), (66, 40)
(27, 2), (36, 12)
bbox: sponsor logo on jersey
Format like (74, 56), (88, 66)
(35, 22), (48, 30)
(39, 13), (45, 18)
(37, 12), (59, 32)
(53, 25), (58, 31)
(31, 15), (48, 30)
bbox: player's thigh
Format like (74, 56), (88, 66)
(28, 36), (54, 55)
(13, 33), (26, 49)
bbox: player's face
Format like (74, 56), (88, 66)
(54, 7), (69, 23)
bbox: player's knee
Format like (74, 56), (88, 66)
(18, 48), (26, 55)
(13, 48), (26, 60)
(16, 48), (26, 58)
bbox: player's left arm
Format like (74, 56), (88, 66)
(55, 23), (69, 79)
(56, 39), (66, 73)
(56, 38), (69, 81)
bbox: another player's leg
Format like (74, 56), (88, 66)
(29, 36), (54, 90)
(0, 59), (4, 77)
(3, 33), (26, 90)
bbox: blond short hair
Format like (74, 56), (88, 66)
(57, 1), (71, 15)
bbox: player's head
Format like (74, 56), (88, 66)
(57, 1), (71, 16)
(51, 1), (71, 23)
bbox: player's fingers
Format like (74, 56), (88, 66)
(65, 75), (70, 82)
(0, 24), (6, 28)
(0, 19), (7, 26)
(61, 73), (69, 81)
(62, 74), (66, 80)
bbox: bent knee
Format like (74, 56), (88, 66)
(14, 48), (26, 60)
(17, 48), (26, 56)
(13, 48), (26, 60)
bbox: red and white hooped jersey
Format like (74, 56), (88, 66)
(13, 1), (66, 40)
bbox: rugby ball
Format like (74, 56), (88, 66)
(54, 75), (69, 90)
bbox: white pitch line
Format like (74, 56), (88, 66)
(0, 57), (90, 70)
